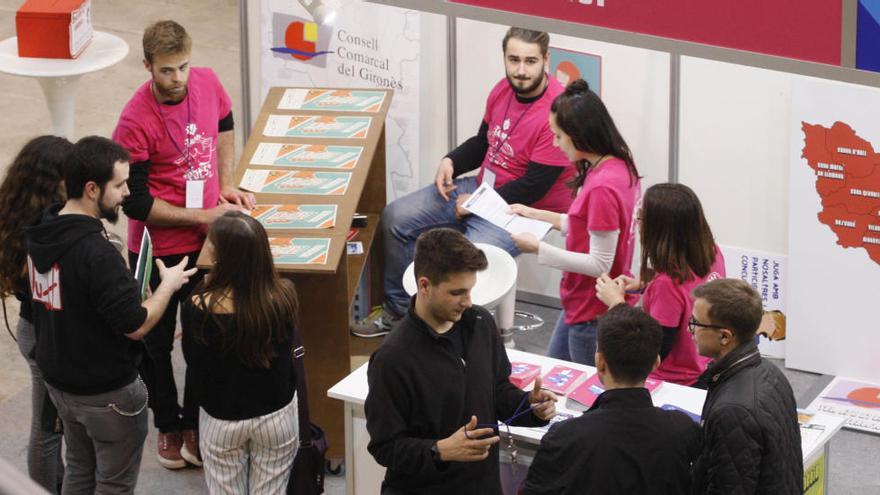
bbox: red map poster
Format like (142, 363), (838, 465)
(801, 121), (880, 265)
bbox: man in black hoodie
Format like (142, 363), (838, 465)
(27, 136), (196, 494)
(365, 228), (558, 494)
(690, 279), (803, 494)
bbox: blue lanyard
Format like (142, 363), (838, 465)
(465, 393), (533, 437)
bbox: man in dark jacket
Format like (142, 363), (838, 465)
(27, 136), (196, 494)
(690, 279), (803, 494)
(365, 228), (557, 494)
(523, 304), (701, 494)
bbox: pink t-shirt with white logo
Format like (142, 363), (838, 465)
(113, 67), (232, 256)
(560, 158), (640, 324)
(645, 246), (726, 386)
(476, 76), (573, 213)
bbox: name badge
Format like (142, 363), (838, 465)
(186, 180), (205, 209)
(483, 167), (496, 188)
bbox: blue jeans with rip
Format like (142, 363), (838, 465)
(381, 176), (520, 317)
(546, 315), (598, 366)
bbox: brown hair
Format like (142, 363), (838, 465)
(597, 304), (662, 384)
(640, 183), (716, 284)
(0, 136), (72, 298)
(191, 212), (298, 368)
(550, 79), (638, 193)
(143, 20), (191, 63)
(413, 228), (487, 285)
(502, 27), (550, 57)
(692, 279), (762, 343)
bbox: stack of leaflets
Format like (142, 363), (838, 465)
(509, 362), (541, 389)
(541, 365), (589, 396)
(567, 374), (664, 412)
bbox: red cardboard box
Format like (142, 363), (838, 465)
(16, 0), (93, 59)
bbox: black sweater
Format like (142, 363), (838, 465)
(26, 205), (147, 395)
(181, 303), (295, 421)
(523, 388), (701, 495)
(365, 304), (547, 494)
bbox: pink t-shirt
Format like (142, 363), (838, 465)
(559, 158), (640, 324)
(476, 76), (574, 213)
(645, 246), (726, 386)
(113, 67), (232, 256)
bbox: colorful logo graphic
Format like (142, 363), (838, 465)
(271, 14), (333, 66)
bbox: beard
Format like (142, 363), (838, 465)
(97, 190), (120, 224)
(153, 80), (187, 103)
(506, 71), (546, 96)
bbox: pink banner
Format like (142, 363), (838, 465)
(451, 0), (843, 65)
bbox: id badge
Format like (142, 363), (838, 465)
(483, 167), (497, 188)
(185, 180), (205, 209)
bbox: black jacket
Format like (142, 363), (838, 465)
(523, 387), (701, 495)
(365, 303), (547, 494)
(692, 342), (803, 495)
(27, 205), (147, 395)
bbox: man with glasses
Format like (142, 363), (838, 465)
(690, 279), (802, 495)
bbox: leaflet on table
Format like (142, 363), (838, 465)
(263, 114), (372, 139)
(541, 365), (589, 396)
(278, 88), (387, 113)
(806, 377), (880, 434)
(461, 182), (552, 239)
(797, 410), (827, 455)
(249, 204), (337, 230)
(239, 169), (352, 196)
(529, 412), (575, 434)
(249, 143), (363, 170)
(567, 374), (664, 412)
(268, 237), (331, 265)
(510, 362), (542, 389)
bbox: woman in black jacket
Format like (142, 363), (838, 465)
(183, 211), (300, 494)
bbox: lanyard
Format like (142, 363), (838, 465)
(488, 91), (536, 166)
(153, 85), (194, 173)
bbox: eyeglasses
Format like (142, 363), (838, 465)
(688, 317), (726, 334)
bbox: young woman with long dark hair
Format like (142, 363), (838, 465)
(182, 211), (300, 493)
(510, 79), (640, 365)
(597, 183), (725, 386)
(0, 135), (73, 492)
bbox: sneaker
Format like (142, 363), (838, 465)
(180, 429), (203, 467)
(351, 308), (401, 338)
(156, 431), (187, 469)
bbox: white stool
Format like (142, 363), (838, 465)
(402, 243), (518, 347)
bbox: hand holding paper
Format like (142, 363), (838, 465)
(461, 182), (552, 239)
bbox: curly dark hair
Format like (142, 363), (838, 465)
(0, 135), (72, 298)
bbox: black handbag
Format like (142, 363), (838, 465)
(287, 325), (327, 494)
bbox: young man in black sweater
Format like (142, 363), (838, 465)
(365, 228), (558, 494)
(523, 304), (701, 494)
(27, 136), (196, 494)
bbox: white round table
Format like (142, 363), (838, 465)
(0, 31), (129, 139)
(402, 242), (519, 344)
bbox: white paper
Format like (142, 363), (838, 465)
(239, 169), (270, 192)
(185, 180), (204, 209)
(461, 182), (552, 239)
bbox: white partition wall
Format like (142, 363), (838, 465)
(454, 18), (671, 298)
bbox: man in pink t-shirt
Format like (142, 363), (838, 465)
(112, 20), (254, 471)
(352, 27), (573, 338)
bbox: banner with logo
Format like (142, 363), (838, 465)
(260, 0), (421, 199)
(450, 0), (843, 65)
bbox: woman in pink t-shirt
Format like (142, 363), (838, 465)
(510, 79), (640, 366)
(596, 183), (725, 386)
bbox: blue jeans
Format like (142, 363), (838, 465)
(546, 315), (598, 366)
(382, 176), (520, 316)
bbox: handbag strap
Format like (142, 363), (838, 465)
(291, 324), (314, 445)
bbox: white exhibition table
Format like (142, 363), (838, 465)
(0, 31), (129, 139)
(328, 348), (844, 495)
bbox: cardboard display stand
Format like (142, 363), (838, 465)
(199, 86), (392, 458)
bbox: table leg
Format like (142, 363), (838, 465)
(37, 75), (81, 139)
(498, 286), (516, 348)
